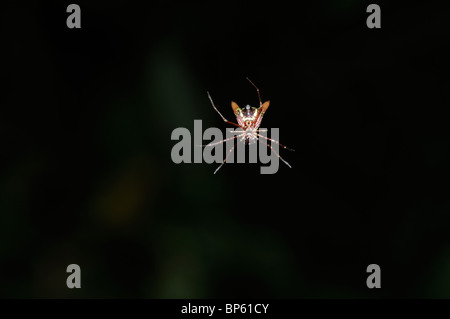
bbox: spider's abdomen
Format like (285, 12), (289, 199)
(241, 106), (256, 119)
(235, 105), (260, 129)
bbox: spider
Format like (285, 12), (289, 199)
(205, 77), (294, 174)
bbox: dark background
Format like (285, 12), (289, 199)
(1, 1), (450, 298)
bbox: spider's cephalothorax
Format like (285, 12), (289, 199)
(205, 78), (294, 174)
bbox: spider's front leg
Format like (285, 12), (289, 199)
(207, 92), (240, 128)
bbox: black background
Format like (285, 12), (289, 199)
(1, 1), (450, 298)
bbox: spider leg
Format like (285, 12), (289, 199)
(257, 133), (295, 151)
(226, 129), (245, 134)
(246, 77), (262, 107)
(196, 135), (240, 147)
(214, 143), (237, 174)
(258, 138), (292, 169)
(207, 91), (241, 127)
